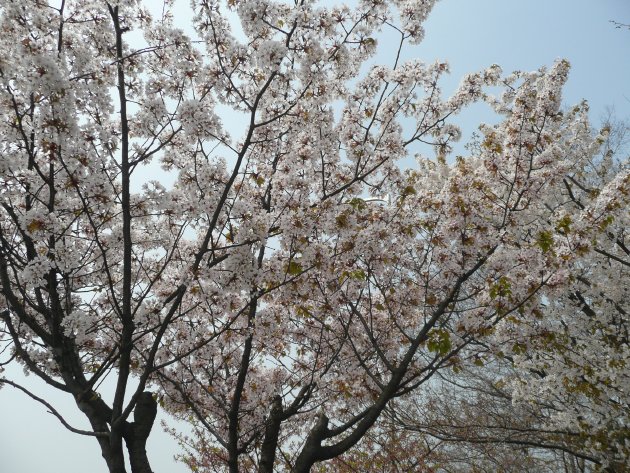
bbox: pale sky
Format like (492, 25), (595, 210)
(1, 1), (629, 472)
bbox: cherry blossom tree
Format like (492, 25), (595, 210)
(503, 116), (630, 472)
(320, 118), (629, 473)
(0, 1), (627, 473)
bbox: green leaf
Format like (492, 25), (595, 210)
(599, 215), (614, 231)
(555, 215), (572, 235)
(512, 342), (527, 355)
(296, 306), (312, 317)
(489, 276), (512, 300)
(349, 269), (366, 280)
(427, 329), (452, 355)
(287, 261), (303, 275)
(536, 230), (554, 253)
(401, 185), (417, 197)
(348, 197), (366, 211)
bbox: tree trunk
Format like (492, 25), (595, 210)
(258, 396), (283, 473)
(291, 413), (329, 473)
(125, 392), (158, 473)
(110, 432), (127, 473)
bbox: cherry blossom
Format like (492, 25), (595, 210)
(0, 1), (627, 473)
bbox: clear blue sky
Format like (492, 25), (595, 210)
(1, 1), (628, 472)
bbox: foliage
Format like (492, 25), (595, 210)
(0, 1), (627, 472)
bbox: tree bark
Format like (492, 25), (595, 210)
(258, 395), (283, 473)
(125, 392), (158, 473)
(75, 390), (157, 473)
(291, 413), (329, 473)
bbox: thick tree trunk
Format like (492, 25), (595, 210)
(258, 396), (283, 473)
(74, 391), (125, 473)
(291, 413), (329, 473)
(87, 416), (117, 472)
(110, 432), (127, 473)
(77, 391), (157, 473)
(228, 327), (256, 473)
(125, 392), (158, 473)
